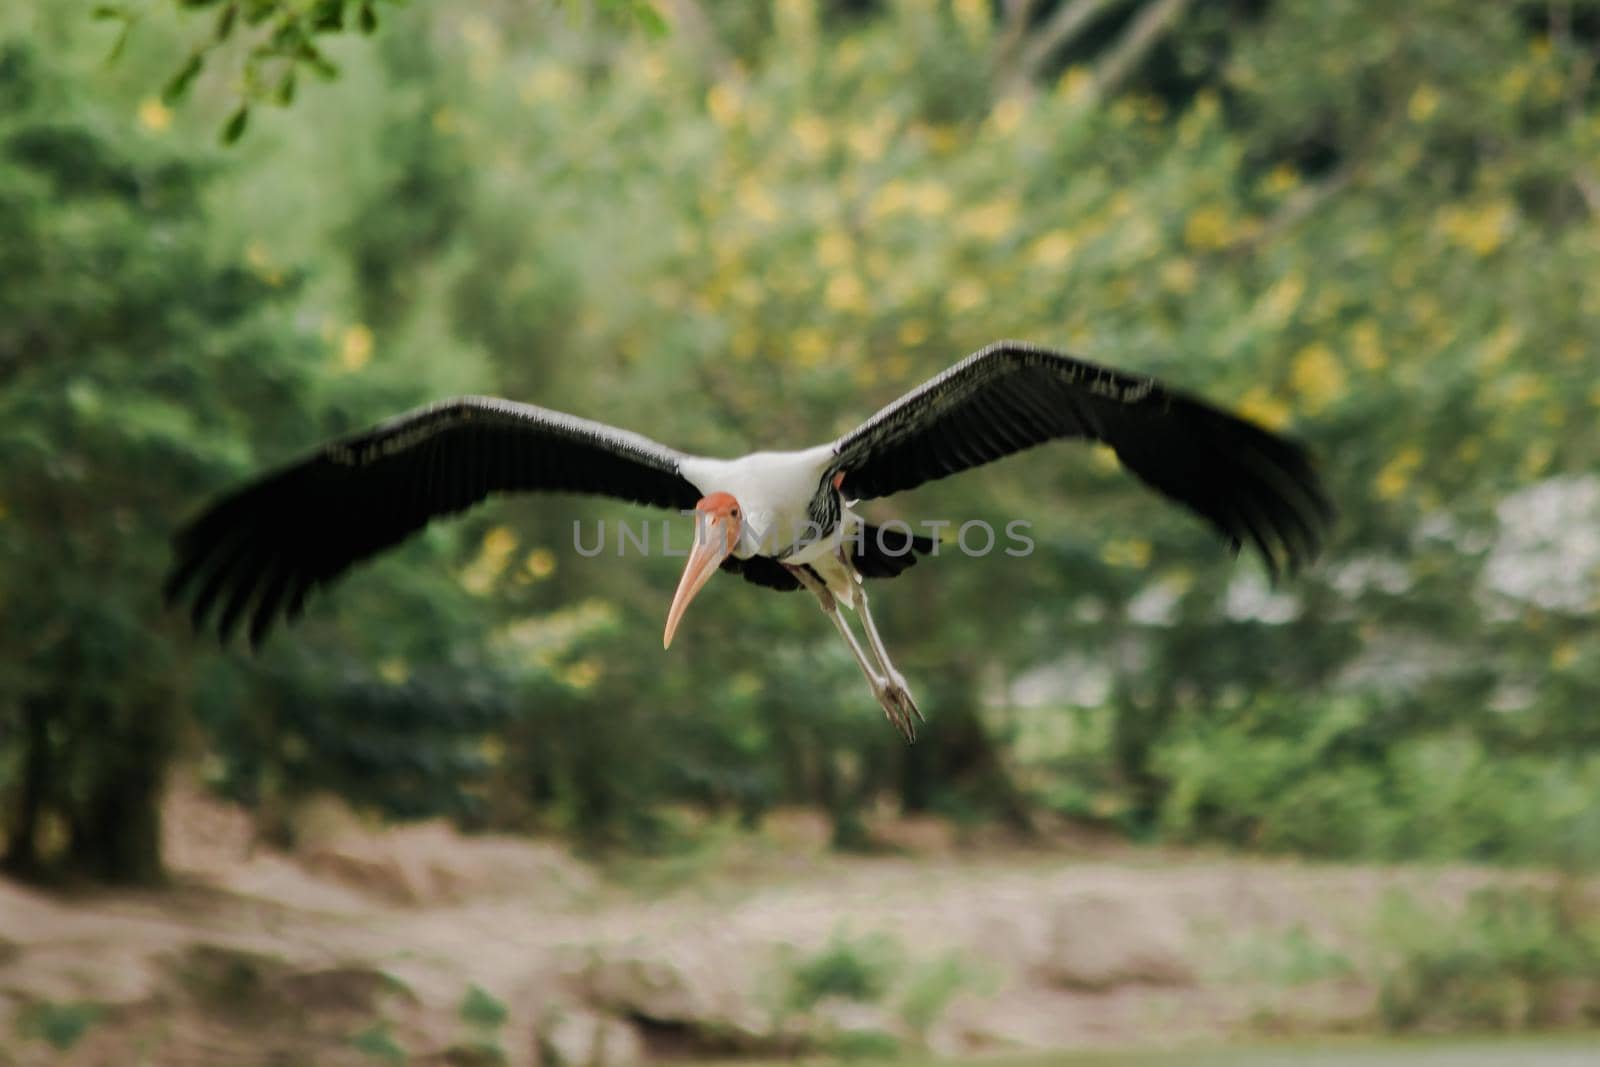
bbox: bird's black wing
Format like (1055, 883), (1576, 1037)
(166, 397), (702, 646)
(830, 342), (1334, 576)
(716, 524), (938, 593)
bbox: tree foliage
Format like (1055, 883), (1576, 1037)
(2, 0), (1597, 881)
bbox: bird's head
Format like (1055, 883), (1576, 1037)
(663, 492), (742, 649)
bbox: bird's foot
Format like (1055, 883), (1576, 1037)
(873, 674), (921, 743)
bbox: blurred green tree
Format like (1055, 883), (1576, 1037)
(4, 0), (1596, 878)
(0, 38), (327, 881)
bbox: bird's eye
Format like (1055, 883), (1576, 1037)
(731, 507), (740, 517)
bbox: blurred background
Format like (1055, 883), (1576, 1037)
(1, 1), (1598, 1064)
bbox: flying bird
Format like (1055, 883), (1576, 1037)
(166, 341), (1334, 740)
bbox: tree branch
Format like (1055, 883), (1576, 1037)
(993, 0), (1043, 79)
(1225, 160), (1358, 259)
(1090, 0), (1193, 99)
(1004, 0), (1119, 93)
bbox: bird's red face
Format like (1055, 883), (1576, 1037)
(663, 492), (742, 649)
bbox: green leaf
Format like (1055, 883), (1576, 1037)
(162, 52), (204, 104)
(105, 23), (133, 64)
(220, 105), (249, 145)
(459, 984), (507, 1030)
(310, 0), (345, 33)
(243, 0), (278, 26)
(91, 5), (125, 19)
(358, 2), (378, 34)
(351, 1023), (405, 1063)
(633, 1), (669, 38)
(18, 1002), (106, 1052)
(216, 2), (238, 41)
(275, 69), (297, 106)
(295, 41), (340, 81)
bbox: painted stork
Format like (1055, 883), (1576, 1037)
(166, 341), (1334, 740)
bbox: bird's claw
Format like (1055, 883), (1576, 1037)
(874, 675), (921, 743)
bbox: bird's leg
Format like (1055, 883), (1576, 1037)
(786, 564), (918, 742)
(843, 551), (923, 728)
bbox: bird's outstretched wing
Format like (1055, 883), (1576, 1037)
(830, 342), (1335, 576)
(166, 397), (701, 646)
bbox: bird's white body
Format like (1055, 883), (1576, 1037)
(680, 444), (863, 604)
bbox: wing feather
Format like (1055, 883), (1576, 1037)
(167, 397), (702, 644)
(831, 342), (1335, 576)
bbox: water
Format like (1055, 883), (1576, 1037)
(980, 1036), (1599, 1067)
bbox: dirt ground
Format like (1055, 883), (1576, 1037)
(0, 783), (1578, 1067)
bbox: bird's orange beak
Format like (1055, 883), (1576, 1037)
(663, 498), (740, 649)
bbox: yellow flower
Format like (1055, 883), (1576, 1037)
(1183, 204), (1233, 250)
(560, 658), (602, 690)
(245, 242), (283, 287)
(910, 179), (952, 217)
(952, 0), (989, 37)
(1262, 164), (1299, 196)
(846, 119), (889, 161)
(1160, 258), (1196, 295)
(897, 319), (929, 346)
(1236, 386), (1292, 431)
(1029, 230), (1076, 269)
(1058, 66), (1094, 103)
(959, 197), (1019, 240)
(460, 525), (518, 595)
(1499, 66), (1530, 102)
(816, 228), (854, 268)
(775, 0), (817, 37)
(339, 324), (374, 372)
(731, 325), (760, 362)
(945, 277), (987, 315)
(792, 327), (830, 367)
(824, 273), (869, 312)
(1290, 342), (1346, 413)
(1101, 538), (1152, 568)
(1552, 642), (1578, 670)
(377, 658), (410, 685)
(521, 66), (574, 105)
(1521, 442), (1552, 479)
(137, 97), (171, 132)
(1351, 321), (1386, 370)
(1089, 443), (1120, 472)
(1437, 200), (1515, 256)
(524, 548), (556, 580)
(638, 53), (669, 88)
(1258, 271), (1305, 325)
(707, 81), (742, 127)
(790, 113), (830, 157)
(925, 124), (960, 154)
(1505, 373), (1543, 407)
(1408, 84), (1440, 122)
(1375, 446), (1421, 502)
(988, 97), (1026, 136)
(868, 179), (912, 219)
(736, 177), (779, 223)
(1479, 322), (1521, 368)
